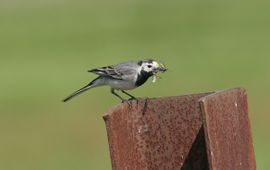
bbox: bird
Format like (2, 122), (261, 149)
(62, 59), (167, 102)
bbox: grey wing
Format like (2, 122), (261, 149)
(88, 61), (139, 81)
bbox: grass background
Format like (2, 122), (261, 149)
(0, 0), (269, 169)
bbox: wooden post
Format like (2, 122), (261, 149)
(103, 88), (256, 170)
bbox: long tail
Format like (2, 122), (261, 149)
(62, 77), (101, 102)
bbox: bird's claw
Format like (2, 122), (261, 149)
(128, 97), (139, 105)
(121, 97), (138, 106)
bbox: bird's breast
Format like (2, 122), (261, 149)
(135, 71), (152, 87)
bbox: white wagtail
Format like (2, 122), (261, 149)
(62, 59), (167, 102)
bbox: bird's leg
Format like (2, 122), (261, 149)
(121, 90), (138, 105)
(121, 90), (137, 100)
(111, 89), (125, 102)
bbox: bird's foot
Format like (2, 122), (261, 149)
(128, 97), (139, 105)
(128, 97), (135, 101)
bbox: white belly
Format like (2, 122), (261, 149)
(105, 79), (136, 90)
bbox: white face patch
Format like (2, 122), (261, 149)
(139, 60), (166, 83)
(152, 61), (159, 69)
(141, 61), (160, 73)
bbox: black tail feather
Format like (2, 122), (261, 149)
(62, 84), (92, 102)
(62, 76), (101, 102)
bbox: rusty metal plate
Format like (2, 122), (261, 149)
(103, 93), (211, 170)
(103, 88), (256, 170)
(199, 88), (256, 170)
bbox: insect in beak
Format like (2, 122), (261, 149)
(157, 62), (167, 72)
(152, 62), (167, 83)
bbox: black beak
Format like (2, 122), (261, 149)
(158, 67), (167, 72)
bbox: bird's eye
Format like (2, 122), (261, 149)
(147, 65), (152, 68)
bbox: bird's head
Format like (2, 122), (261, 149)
(139, 59), (167, 74)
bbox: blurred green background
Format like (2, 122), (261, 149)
(0, 0), (269, 169)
